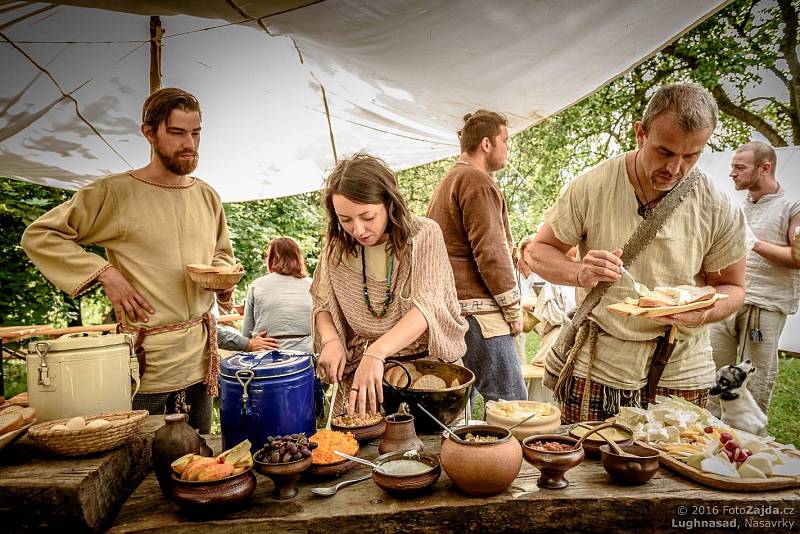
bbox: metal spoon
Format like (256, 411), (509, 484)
(620, 266), (652, 297)
(310, 474), (372, 497)
(507, 411), (539, 431)
(416, 403), (469, 444)
(333, 450), (385, 471)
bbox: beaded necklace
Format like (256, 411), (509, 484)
(361, 245), (394, 319)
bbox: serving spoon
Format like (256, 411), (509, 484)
(416, 403), (469, 444)
(333, 450), (386, 471)
(310, 474), (372, 497)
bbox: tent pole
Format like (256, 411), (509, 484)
(319, 83), (338, 163)
(149, 16), (163, 93)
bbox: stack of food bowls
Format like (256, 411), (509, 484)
(485, 400), (561, 441)
(440, 425), (522, 496)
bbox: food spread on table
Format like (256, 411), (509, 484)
(171, 439), (254, 481)
(615, 396), (800, 480)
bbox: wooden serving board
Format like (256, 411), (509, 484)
(607, 293), (729, 318)
(638, 440), (800, 492)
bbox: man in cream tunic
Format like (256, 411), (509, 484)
(528, 84), (746, 423)
(22, 88), (234, 432)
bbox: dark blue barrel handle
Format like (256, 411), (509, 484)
(235, 369), (255, 416)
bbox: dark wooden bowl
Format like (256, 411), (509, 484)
(521, 434), (584, 490)
(599, 443), (660, 485)
(371, 451), (441, 496)
(254, 455), (312, 499)
(568, 421), (634, 458)
(170, 468), (256, 512)
(331, 418), (386, 445)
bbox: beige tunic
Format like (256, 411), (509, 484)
(311, 217), (468, 411)
(21, 172), (235, 393)
(544, 154), (746, 390)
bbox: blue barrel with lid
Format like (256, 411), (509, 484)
(219, 350), (318, 452)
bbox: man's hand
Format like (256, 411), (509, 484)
(652, 307), (711, 329)
(246, 331), (279, 352)
(97, 266), (155, 323)
(576, 249), (623, 288)
(509, 317), (524, 336)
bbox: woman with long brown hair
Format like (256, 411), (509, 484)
(242, 237), (313, 352)
(313, 154), (467, 416)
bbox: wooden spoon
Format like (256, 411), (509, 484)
(572, 421), (638, 457)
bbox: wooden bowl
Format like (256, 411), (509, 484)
(331, 417), (386, 445)
(254, 455), (312, 499)
(371, 451), (441, 496)
(185, 264), (244, 291)
(485, 401), (561, 441)
(170, 468), (256, 512)
(568, 421), (634, 458)
(521, 434), (584, 490)
(599, 443), (660, 485)
(305, 445), (360, 478)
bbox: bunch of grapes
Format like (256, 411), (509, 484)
(258, 433), (317, 463)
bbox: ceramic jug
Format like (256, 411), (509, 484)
(152, 413), (213, 494)
(378, 403), (424, 454)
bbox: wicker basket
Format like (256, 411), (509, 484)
(28, 410), (149, 456)
(186, 264), (245, 291)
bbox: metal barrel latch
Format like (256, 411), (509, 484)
(235, 369), (255, 415)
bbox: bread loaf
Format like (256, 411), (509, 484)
(0, 412), (24, 436)
(20, 407), (37, 424)
(639, 285), (716, 308)
(411, 374), (447, 390)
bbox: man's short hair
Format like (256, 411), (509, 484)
(458, 110), (507, 152)
(642, 83), (718, 134)
(737, 141), (777, 175)
(142, 87), (201, 131)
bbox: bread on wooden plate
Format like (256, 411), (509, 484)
(0, 412), (24, 436)
(638, 285), (716, 308)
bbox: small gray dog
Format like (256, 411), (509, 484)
(709, 359), (768, 436)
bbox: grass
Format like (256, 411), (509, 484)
(6, 341), (798, 446)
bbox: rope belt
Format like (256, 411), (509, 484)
(118, 313), (220, 396)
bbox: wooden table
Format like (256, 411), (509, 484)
(112, 434), (800, 533)
(0, 416), (163, 532)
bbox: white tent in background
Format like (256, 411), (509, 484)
(1, 0), (727, 201)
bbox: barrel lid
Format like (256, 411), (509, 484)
(220, 350), (313, 378)
(28, 333), (131, 353)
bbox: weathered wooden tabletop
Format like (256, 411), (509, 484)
(0, 416), (163, 532)
(112, 434), (800, 534)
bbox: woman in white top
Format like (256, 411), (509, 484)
(242, 237), (313, 353)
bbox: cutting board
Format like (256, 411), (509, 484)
(607, 293), (729, 318)
(644, 441), (800, 492)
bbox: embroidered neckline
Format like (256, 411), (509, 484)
(127, 170), (197, 189)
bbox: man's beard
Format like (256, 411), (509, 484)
(154, 142), (198, 176)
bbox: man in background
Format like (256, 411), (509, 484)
(427, 110), (527, 403)
(709, 141), (800, 416)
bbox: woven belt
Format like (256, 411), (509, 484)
(118, 313), (220, 396)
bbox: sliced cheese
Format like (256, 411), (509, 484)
(772, 459), (800, 477)
(744, 454), (774, 475)
(737, 463), (767, 479)
(702, 456), (740, 478)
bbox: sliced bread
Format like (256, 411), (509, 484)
(0, 412), (24, 436)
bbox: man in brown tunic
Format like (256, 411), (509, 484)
(21, 88), (235, 432)
(427, 110), (527, 403)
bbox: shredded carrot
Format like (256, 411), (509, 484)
(309, 429), (358, 464)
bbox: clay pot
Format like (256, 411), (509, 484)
(372, 451), (441, 496)
(170, 468), (256, 512)
(378, 413), (424, 454)
(440, 425), (522, 496)
(152, 413), (213, 495)
(254, 455), (313, 499)
(521, 434), (584, 490)
(600, 443), (660, 485)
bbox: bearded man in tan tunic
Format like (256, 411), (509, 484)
(528, 84), (747, 423)
(21, 88), (235, 432)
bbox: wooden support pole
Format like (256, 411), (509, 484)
(149, 16), (163, 94)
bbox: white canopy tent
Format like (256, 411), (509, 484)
(0, 0), (727, 201)
(698, 148), (800, 353)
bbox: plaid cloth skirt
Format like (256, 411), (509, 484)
(560, 376), (709, 424)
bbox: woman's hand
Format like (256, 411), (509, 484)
(348, 356), (384, 417)
(317, 339), (346, 384)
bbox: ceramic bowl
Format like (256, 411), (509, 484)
(521, 434), (584, 490)
(599, 443), (660, 485)
(254, 454), (312, 499)
(440, 424), (522, 496)
(371, 451), (441, 496)
(485, 401), (561, 441)
(568, 421), (634, 458)
(170, 468), (257, 511)
(306, 445), (360, 478)
(331, 417), (386, 445)
(382, 360), (475, 434)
